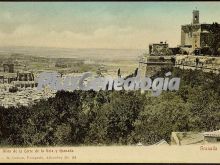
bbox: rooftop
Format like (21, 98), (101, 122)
(203, 130), (220, 137)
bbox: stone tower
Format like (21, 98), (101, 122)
(192, 10), (199, 24)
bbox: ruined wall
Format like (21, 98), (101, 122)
(150, 44), (170, 56)
(181, 24), (201, 52)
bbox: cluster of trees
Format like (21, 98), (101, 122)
(0, 67), (219, 146)
(208, 22), (220, 56)
(199, 22), (220, 56)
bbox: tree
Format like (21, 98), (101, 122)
(106, 91), (144, 144)
(133, 92), (190, 145)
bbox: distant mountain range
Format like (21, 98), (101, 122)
(0, 46), (146, 61)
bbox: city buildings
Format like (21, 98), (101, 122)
(0, 62), (54, 108)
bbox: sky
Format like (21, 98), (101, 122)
(0, 2), (220, 49)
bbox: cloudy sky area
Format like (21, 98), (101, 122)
(0, 2), (220, 49)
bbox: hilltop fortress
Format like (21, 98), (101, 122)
(139, 10), (220, 76)
(148, 10), (220, 56)
(180, 10), (220, 55)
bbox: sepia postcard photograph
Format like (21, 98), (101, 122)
(0, 1), (220, 163)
